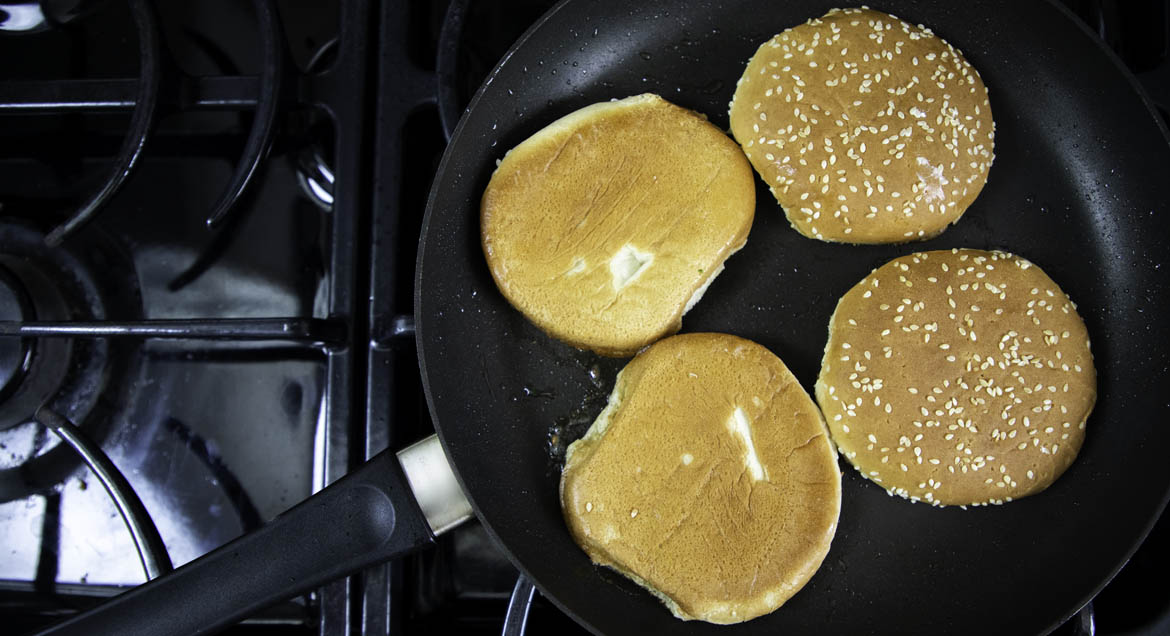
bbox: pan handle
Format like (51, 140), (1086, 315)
(34, 442), (451, 636)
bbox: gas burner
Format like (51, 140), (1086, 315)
(0, 263), (34, 407)
(0, 219), (141, 499)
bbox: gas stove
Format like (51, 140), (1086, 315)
(0, 1), (1166, 635)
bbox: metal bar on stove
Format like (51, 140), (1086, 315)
(436, 0), (470, 140)
(43, 0), (161, 246)
(502, 576), (537, 636)
(204, 0), (284, 227)
(358, 1), (443, 631)
(0, 318), (345, 344)
(309, 0), (378, 632)
(358, 0), (445, 629)
(1071, 603), (1095, 636)
(35, 406), (174, 582)
(0, 76), (261, 112)
(390, 315), (414, 338)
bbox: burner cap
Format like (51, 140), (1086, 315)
(0, 264), (34, 405)
(0, 219), (142, 499)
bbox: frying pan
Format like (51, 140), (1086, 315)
(37, 0), (1170, 635)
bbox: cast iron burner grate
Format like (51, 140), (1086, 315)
(0, 1), (374, 634)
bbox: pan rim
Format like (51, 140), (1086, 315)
(1014, 0), (1170, 633)
(413, 0), (1170, 634)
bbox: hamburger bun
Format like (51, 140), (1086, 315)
(729, 7), (995, 243)
(815, 249), (1096, 506)
(561, 333), (841, 623)
(482, 94), (755, 356)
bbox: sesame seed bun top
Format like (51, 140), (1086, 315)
(561, 333), (841, 623)
(482, 94), (755, 357)
(729, 7), (995, 243)
(815, 249), (1096, 506)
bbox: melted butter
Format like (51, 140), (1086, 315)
(727, 407), (767, 482)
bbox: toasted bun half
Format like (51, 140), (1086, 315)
(729, 7), (994, 243)
(561, 333), (841, 623)
(482, 94), (755, 356)
(816, 249), (1096, 506)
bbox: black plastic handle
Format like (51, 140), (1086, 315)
(35, 449), (435, 636)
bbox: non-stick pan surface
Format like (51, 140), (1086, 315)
(416, 1), (1170, 634)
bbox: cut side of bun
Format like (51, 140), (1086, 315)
(561, 333), (841, 623)
(482, 94), (756, 356)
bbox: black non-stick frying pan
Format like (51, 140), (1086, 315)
(39, 1), (1170, 635)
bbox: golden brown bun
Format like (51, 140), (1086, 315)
(815, 250), (1096, 506)
(561, 333), (841, 623)
(729, 7), (994, 244)
(482, 94), (755, 357)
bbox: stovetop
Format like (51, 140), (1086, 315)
(1, 1), (361, 633)
(1, 1), (1167, 635)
